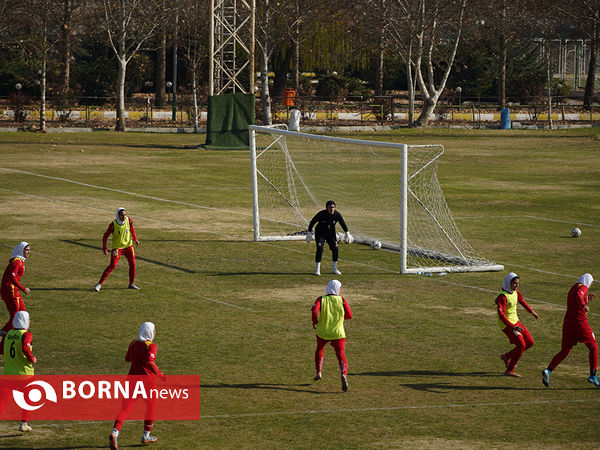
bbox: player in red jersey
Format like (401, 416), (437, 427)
(1, 242), (31, 337)
(109, 322), (165, 450)
(94, 208), (140, 292)
(311, 279), (352, 391)
(542, 274), (599, 387)
(495, 272), (539, 377)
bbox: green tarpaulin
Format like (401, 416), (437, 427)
(204, 93), (255, 150)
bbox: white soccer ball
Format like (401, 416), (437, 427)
(571, 227), (581, 238)
(371, 240), (382, 250)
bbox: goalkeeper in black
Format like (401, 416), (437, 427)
(306, 200), (353, 276)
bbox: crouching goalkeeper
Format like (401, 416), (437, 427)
(306, 200), (352, 276)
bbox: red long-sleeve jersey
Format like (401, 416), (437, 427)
(102, 218), (138, 252)
(564, 282), (591, 324)
(1, 258), (26, 297)
(0, 330), (35, 363)
(495, 290), (533, 329)
(312, 296), (352, 326)
(125, 339), (163, 378)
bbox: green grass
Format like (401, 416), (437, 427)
(0, 128), (599, 448)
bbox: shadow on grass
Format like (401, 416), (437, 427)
(30, 287), (91, 292)
(352, 370), (497, 377)
(202, 382), (326, 394)
(207, 272), (313, 276)
(31, 447), (137, 450)
(399, 382), (535, 393)
(61, 239), (197, 274)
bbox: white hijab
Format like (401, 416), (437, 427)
(115, 207), (127, 226)
(11, 242), (30, 262)
(326, 279), (342, 296)
(502, 272), (519, 293)
(578, 273), (593, 288)
(13, 310), (30, 330)
(137, 322), (155, 342)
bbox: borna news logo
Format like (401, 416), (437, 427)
(0, 375), (200, 420)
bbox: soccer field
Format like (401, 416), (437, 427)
(0, 128), (599, 448)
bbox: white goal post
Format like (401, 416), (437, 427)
(249, 125), (503, 274)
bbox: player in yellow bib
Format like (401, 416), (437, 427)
(311, 280), (352, 391)
(94, 208), (140, 292)
(495, 272), (539, 377)
(0, 311), (37, 432)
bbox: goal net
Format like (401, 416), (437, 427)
(249, 125), (503, 274)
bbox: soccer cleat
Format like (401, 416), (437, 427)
(587, 375), (600, 387)
(332, 268), (342, 275)
(109, 433), (118, 450)
(314, 372), (322, 381)
(500, 354), (509, 368)
(93, 283), (101, 292)
(504, 370), (521, 378)
(314, 269), (321, 276)
(128, 284), (140, 290)
(542, 369), (551, 387)
(141, 434), (158, 445)
(18, 422), (32, 432)
(341, 374), (348, 392)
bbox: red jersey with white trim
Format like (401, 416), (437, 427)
(1, 258), (26, 297)
(125, 339), (163, 378)
(102, 218), (138, 252)
(564, 282), (590, 324)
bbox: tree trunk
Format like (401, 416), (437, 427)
(192, 65), (199, 133)
(260, 50), (272, 125)
(117, 57), (127, 131)
(406, 59), (414, 127)
(546, 47), (553, 130)
(40, 52), (47, 132)
(155, 27), (167, 106)
(498, 34), (507, 109)
(415, 93), (439, 127)
(272, 46), (292, 102)
(292, 0), (300, 90)
(375, 33), (385, 96)
(584, 24), (598, 107)
(58, 0), (72, 100)
(498, 0), (507, 109)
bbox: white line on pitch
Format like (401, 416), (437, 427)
(455, 214), (599, 228)
(201, 397), (600, 419)
(0, 167), (253, 218)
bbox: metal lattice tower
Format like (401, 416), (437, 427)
(209, 0), (255, 95)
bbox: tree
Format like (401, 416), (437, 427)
(101, 0), (171, 131)
(256, 0), (286, 125)
(180, 0), (208, 132)
(558, 0), (600, 106)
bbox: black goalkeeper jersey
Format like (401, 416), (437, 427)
(308, 210), (348, 238)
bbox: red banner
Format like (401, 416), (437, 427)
(0, 375), (200, 420)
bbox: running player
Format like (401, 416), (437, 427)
(495, 272), (539, 377)
(542, 274), (599, 387)
(311, 279), (352, 391)
(94, 208), (140, 292)
(109, 322), (165, 450)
